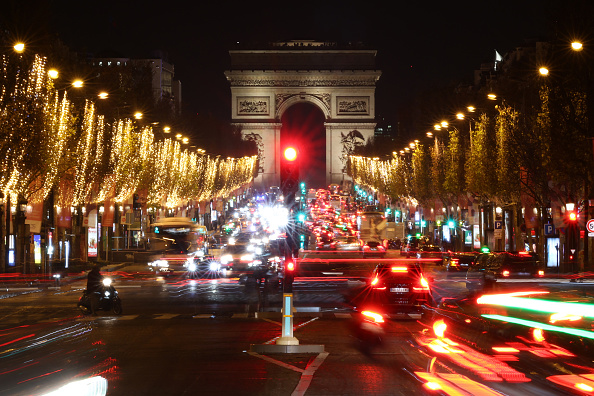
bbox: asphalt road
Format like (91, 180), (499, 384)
(1, 260), (593, 396)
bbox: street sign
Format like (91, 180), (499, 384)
(587, 219), (594, 233)
(544, 224), (555, 236)
(494, 220), (503, 230)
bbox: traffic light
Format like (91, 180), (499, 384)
(283, 256), (295, 292)
(567, 211), (577, 222)
(300, 182), (306, 195)
(281, 146), (299, 207)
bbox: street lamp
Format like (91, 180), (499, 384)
(539, 67), (550, 76)
(571, 41), (583, 51)
(13, 42), (24, 53)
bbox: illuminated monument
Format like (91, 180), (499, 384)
(225, 40), (381, 189)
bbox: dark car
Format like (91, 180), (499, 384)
(466, 251), (545, 291)
(416, 245), (443, 260)
(359, 262), (432, 316)
(386, 238), (401, 250)
(443, 252), (479, 275)
(362, 240), (386, 257)
(184, 255), (221, 278)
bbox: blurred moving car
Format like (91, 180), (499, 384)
(466, 251), (545, 291)
(335, 236), (361, 251)
(362, 240), (386, 257)
(184, 254), (222, 278)
(219, 244), (268, 282)
(443, 252), (479, 275)
(416, 245), (443, 260)
(363, 262), (432, 316)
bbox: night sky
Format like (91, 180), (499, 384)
(5, 0), (552, 123)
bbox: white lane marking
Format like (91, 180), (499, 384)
(262, 318), (282, 327)
(116, 315), (139, 320)
(193, 314), (213, 319)
(247, 351), (305, 373)
(292, 352), (329, 396)
(154, 314), (178, 320)
(115, 285), (142, 288)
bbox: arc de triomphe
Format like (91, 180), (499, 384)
(225, 40), (381, 190)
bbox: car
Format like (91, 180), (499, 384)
(443, 252), (479, 275)
(466, 251), (545, 291)
(416, 244), (443, 260)
(184, 254), (222, 278)
(335, 236), (361, 251)
(218, 244), (268, 282)
(360, 262), (433, 315)
(362, 240), (386, 257)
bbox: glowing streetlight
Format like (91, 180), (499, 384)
(134, 112), (143, 120)
(163, 126), (171, 133)
(175, 133), (182, 140)
(434, 124), (441, 131)
(98, 92), (109, 99)
(48, 69), (59, 79)
(440, 121), (448, 128)
(487, 93), (497, 101)
(182, 137), (189, 144)
(456, 113), (465, 120)
(13, 42), (24, 53)
(539, 67), (549, 76)
(426, 131), (434, 138)
(571, 41), (583, 51)
(72, 80), (84, 88)
(467, 106), (476, 112)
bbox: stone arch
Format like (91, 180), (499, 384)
(275, 94), (331, 120)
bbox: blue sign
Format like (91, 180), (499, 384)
(494, 220), (503, 230)
(544, 224), (555, 236)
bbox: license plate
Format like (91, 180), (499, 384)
(390, 287), (409, 293)
(518, 272), (530, 276)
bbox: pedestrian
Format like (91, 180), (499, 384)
(87, 265), (104, 315)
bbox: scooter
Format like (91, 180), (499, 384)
(349, 309), (386, 354)
(78, 277), (123, 315)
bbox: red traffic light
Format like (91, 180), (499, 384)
(568, 211), (577, 221)
(286, 260), (295, 271)
(284, 147), (298, 161)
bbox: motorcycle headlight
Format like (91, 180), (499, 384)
(102, 278), (112, 286)
(104, 291), (110, 297)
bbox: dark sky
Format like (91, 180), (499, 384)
(6, 0), (553, 122)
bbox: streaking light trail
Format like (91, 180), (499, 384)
(482, 314), (594, 340)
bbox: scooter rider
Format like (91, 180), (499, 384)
(86, 265), (104, 315)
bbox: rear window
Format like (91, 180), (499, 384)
(375, 263), (422, 278)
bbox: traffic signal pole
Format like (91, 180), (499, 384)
(277, 253), (298, 345)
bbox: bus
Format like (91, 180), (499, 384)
(146, 217), (207, 254)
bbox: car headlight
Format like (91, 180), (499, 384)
(241, 254), (254, 262)
(188, 262), (197, 272)
(221, 254), (233, 264)
(102, 278), (112, 286)
(104, 291), (110, 297)
(209, 262), (220, 271)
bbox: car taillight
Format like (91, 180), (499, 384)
(382, 239), (388, 249)
(538, 270), (544, 277)
(370, 276), (386, 290)
(361, 310), (384, 324)
(450, 259), (459, 267)
(413, 276), (430, 292)
(502, 270), (510, 277)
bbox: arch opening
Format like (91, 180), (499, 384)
(280, 102), (326, 189)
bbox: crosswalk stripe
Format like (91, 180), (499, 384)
(154, 314), (178, 320)
(118, 315), (139, 320)
(193, 314), (213, 319)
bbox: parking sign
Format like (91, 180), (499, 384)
(544, 224), (554, 236)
